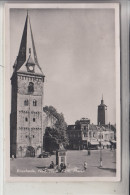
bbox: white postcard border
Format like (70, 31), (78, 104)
(4, 2), (120, 182)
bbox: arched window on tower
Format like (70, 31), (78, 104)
(33, 99), (37, 106)
(28, 82), (34, 93)
(24, 99), (28, 106)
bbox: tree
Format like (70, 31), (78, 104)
(43, 106), (69, 151)
(44, 127), (59, 152)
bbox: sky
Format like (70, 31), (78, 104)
(10, 8), (116, 125)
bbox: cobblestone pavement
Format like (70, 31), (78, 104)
(10, 149), (116, 177)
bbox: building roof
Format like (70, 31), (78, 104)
(26, 55), (35, 65)
(80, 117), (90, 121)
(12, 12), (44, 77)
(89, 124), (97, 130)
(67, 125), (80, 131)
(98, 96), (107, 107)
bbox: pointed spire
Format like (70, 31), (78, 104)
(102, 94), (103, 100)
(29, 16), (42, 72)
(13, 56), (18, 70)
(29, 48), (31, 55)
(13, 12), (43, 75)
(101, 94), (104, 104)
(16, 12), (28, 71)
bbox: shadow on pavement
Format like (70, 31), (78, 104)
(98, 167), (116, 173)
(91, 165), (100, 167)
(36, 166), (49, 169)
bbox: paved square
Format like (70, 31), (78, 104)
(10, 149), (116, 177)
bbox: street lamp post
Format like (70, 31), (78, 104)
(100, 127), (102, 167)
(79, 140), (80, 150)
(88, 130), (91, 155)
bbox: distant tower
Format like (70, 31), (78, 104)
(10, 13), (45, 158)
(97, 95), (107, 125)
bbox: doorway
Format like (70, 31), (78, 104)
(26, 146), (35, 157)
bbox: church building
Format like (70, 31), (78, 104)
(10, 13), (45, 158)
(97, 96), (107, 125)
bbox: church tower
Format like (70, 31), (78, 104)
(10, 13), (45, 158)
(97, 96), (107, 125)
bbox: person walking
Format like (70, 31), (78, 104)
(84, 161), (87, 170)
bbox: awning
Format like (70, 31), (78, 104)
(102, 142), (111, 146)
(111, 140), (116, 144)
(89, 141), (99, 145)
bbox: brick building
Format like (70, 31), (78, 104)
(67, 118), (90, 150)
(67, 118), (115, 150)
(10, 13), (45, 157)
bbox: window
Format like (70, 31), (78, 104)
(33, 135), (34, 138)
(33, 118), (35, 122)
(61, 157), (65, 163)
(25, 117), (28, 122)
(28, 82), (34, 93)
(33, 99), (37, 106)
(24, 99), (28, 106)
(26, 135), (28, 138)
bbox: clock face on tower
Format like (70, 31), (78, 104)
(27, 65), (35, 72)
